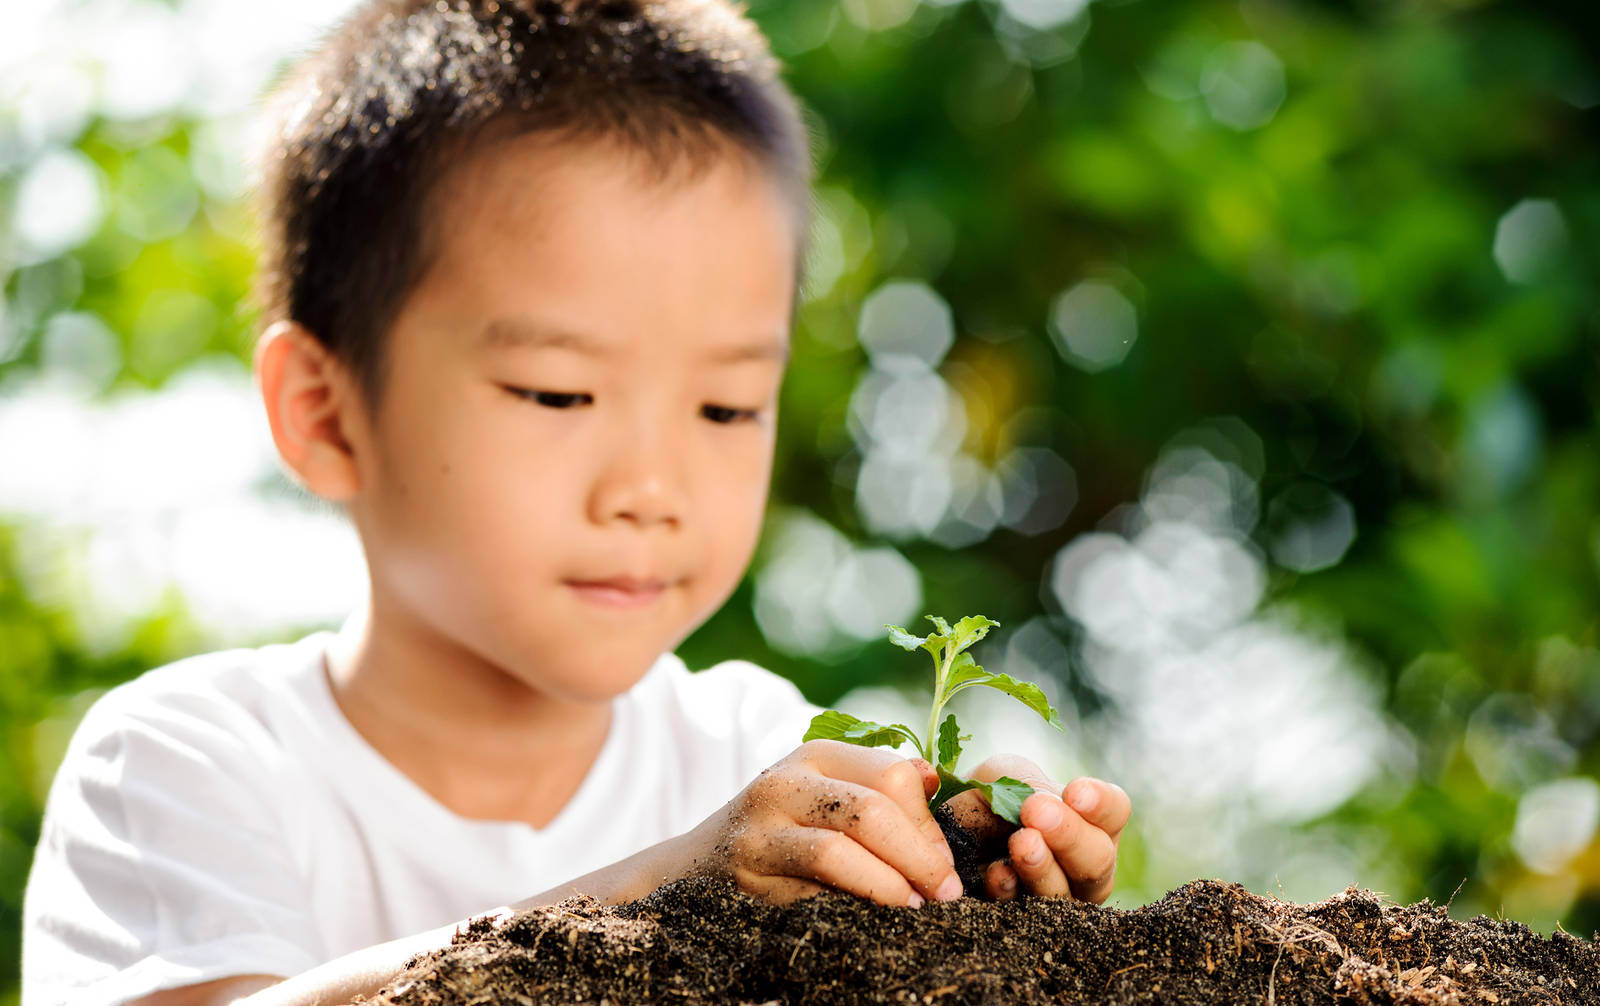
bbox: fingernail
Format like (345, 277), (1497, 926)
(906, 892), (925, 909)
(1032, 799), (1062, 831)
(1069, 785), (1098, 815)
(936, 874), (963, 902)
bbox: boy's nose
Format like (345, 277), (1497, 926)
(588, 441), (688, 529)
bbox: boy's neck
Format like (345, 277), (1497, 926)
(323, 604), (615, 829)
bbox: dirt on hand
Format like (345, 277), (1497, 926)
(367, 873), (1599, 1005)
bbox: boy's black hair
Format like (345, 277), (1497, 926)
(255, 0), (813, 405)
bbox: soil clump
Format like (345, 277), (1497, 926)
(935, 805), (1004, 896)
(368, 875), (1599, 1005)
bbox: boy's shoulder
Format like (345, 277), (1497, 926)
(637, 655), (819, 775)
(646, 655), (814, 718)
(600, 654), (817, 804)
(64, 631), (331, 768)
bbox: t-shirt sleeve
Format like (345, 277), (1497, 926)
(22, 685), (320, 1006)
(689, 659), (824, 782)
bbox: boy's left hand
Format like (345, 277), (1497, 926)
(934, 755), (1130, 905)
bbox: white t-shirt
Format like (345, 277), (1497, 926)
(22, 629), (820, 1006)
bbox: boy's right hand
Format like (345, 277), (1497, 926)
(683, 739), (963, 907)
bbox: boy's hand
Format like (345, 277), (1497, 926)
(943, 754), (1130, 905)
(686, 740), (962, 908)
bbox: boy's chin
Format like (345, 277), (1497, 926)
(506, 646), (669, 705)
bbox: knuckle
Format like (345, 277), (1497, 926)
(802, 738), (849, 759)
(726, 825), (761, 865)
(974, 754), (1031, 783)
(809, 788), (855, 826)
(851, 793), (895, 836)
(809, 831), (852, 874)
(734, 867), (783, 900)
(745, 769), (782, 803)
(969, 755), (1004, 780)
(881, 759), (921, 798)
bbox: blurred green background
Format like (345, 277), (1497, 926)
(2, 0), (1597, 999)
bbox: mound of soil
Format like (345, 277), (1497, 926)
(369, 875), (1598, 1005)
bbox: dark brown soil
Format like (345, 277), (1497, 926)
(368, 874), (1600, 1005)
(935, 804), (1006, 896)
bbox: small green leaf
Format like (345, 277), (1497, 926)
(935, 713), (968, 772)
(978, 776), (1035, 825)
(930, 765), (979, 811)
(884, 624), (928, 652)
(947, 671), (1064, 731)
(951, 615), (1000, 654)
(924, 614), (953, 637)
(803, 710), (920, 751)
(930, 770), (1035, 824)
(944, 651), (989, 692)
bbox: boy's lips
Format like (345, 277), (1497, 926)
(565, 576), (673, 608)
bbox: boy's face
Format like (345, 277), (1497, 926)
(347, 135), (797, 703)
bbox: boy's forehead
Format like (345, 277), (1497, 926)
(440, 130), (777, 225)
(406, 133), (799, 354)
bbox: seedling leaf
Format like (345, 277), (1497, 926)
(925, 614), (953, 637)
(947, 671), (1064, 731)
(932, 770), (1036, 825)
(944, 651), (988, 692)
(935, 713), (967, 773)
(931, 765), (979, 811)
(803, 710), (920, 752)
(884, 624), (928, 652)
(977, 776), (1035, 825)
(952, 615), (1000, 654)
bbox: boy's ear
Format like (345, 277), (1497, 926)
(255, 321), (366, 502)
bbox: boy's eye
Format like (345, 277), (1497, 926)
(505, 388), (756, 424)
(508, 388), (593, 409)
(701, 404), (760, 424)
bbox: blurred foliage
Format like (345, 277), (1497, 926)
(2, 0), (1599, 999)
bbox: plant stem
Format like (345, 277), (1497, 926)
(923, 643), (952, 765)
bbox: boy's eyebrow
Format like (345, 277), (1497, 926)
(480, 318), (790, 364)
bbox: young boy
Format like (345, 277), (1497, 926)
(21, 1), (1130, 1003)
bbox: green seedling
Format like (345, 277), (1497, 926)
(802, 614), (1064, 824)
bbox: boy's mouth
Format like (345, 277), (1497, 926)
(565, 577), (671, 608)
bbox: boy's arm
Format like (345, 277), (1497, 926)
(231, 922), (460, 1006)
(162, 741), (958, 1006)
(211, 832), (691, 1004)
(144, 836), (698, 1006)
(125, 975), (280, 1006)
